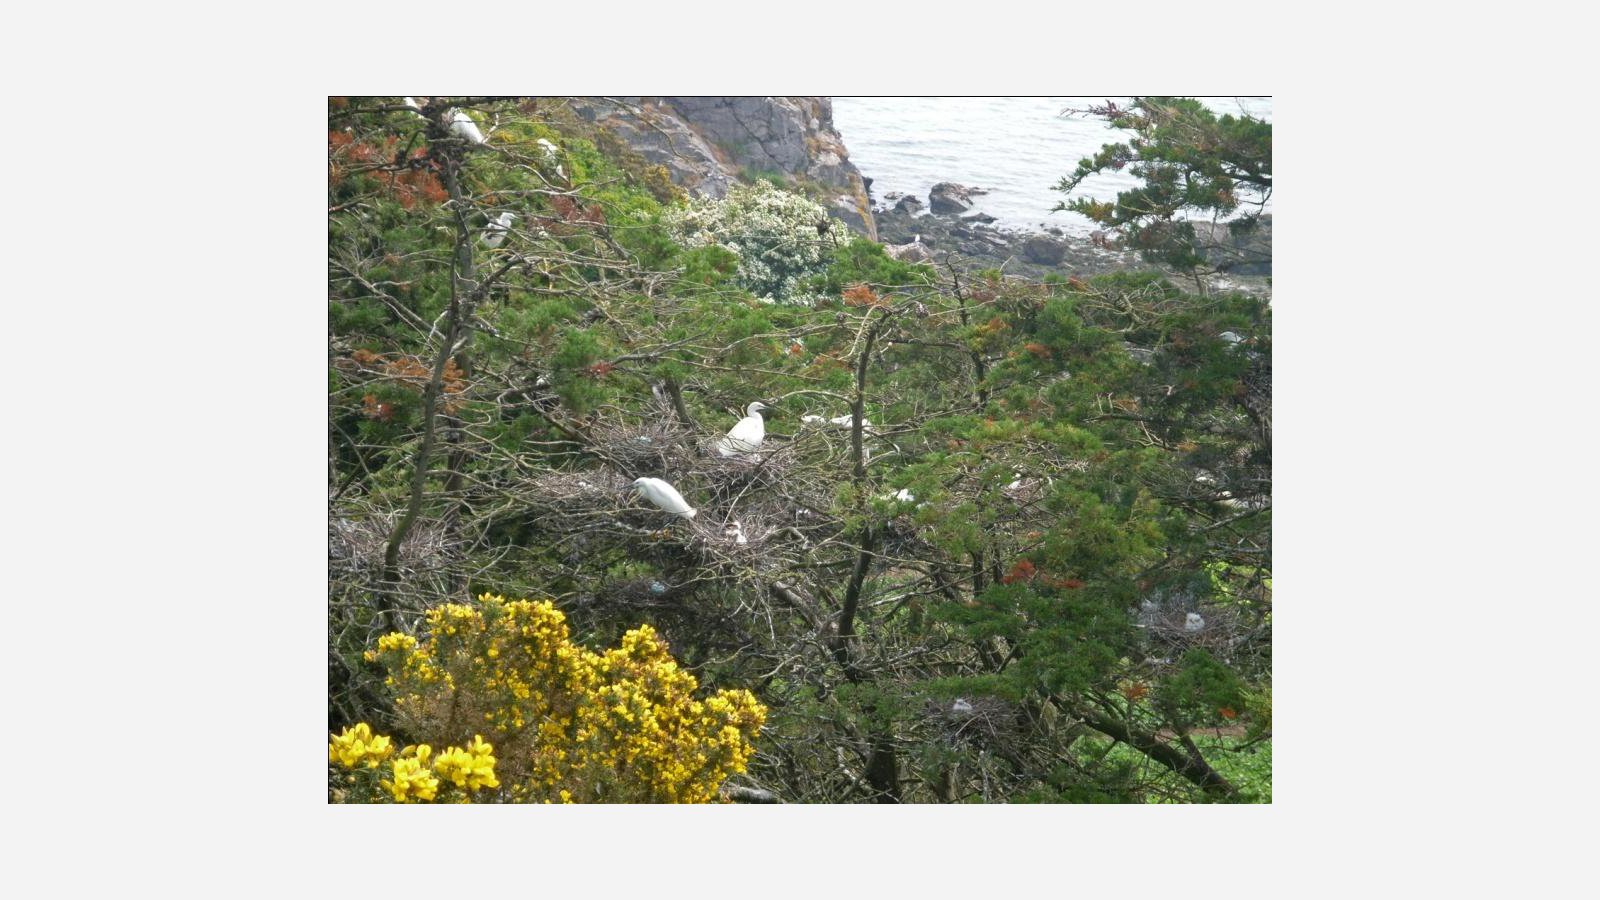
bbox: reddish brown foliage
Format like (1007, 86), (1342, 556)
(361, 394), (395, 422)
(1001, 559), (1037, 585)
(841, 283), (884, 308)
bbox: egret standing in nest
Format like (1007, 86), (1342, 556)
(631, 477), (697, 519)
(1184, 612), (1206, 633)
(717, 402), (770, 457)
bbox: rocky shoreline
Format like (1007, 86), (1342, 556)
(566, 97), (1268, 294)
(869, 181), (1272, 294)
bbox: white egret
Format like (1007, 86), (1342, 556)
(722, 520), (749, 545)
(893, 488), (916, 503)
(717, 402), (770, 457)
(483, 212), (514, 248)
(1184, 612), (1206, 633)
(631, 477), (696, 519)
(448, 109), (485, 144)
(1219, 331), (1243, 346)
(536, 138), (560, 164)
(951, 698), (973, 716)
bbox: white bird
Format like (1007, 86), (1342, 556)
(723, 520), (748, 545)
(631, 477), (696, 519)
(1219, 331), (1244, 346)
(483, 212), (514, 248)
(893, 488), (916, 503)
(951, 698), (973, 716)
(536, 138), (560, 163)
(717, 402), (769, 457)
(448, 109), (485, 144)
(1184, 612), (1206, 633)
(803, 412), (875, 432)
(402, 97), (423, 113)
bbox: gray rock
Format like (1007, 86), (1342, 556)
(962, 212), (996, 224)
(893, 194), (924, 215)
(928, 182), (974, 214)
(568, 97), (877, 240)
(1022, 236), (1067, 266)
(886, 240), (934, 264)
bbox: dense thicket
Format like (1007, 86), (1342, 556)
(328, 96), (1271, 803)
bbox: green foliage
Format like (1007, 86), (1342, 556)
(329, 96), (1271, 805)
(1054, 97), (1271, 272)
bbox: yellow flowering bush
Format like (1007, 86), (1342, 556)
(337, 593), (766, 803)
(329, 727), (498, 804)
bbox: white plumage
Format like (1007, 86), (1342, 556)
(722, 520), (748, 545)
(892, 488), (916, 503)
(632, 477), (696, 519)
(1184, 612), (1206, 633)
(717, 402), (769, 457)
(483, 212), (514, 248)
(536, 138), (560, 164)
(448, 109), (485, 144)
(802, 412), (874, 432)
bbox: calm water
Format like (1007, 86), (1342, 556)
(833, 97), (1272, 234)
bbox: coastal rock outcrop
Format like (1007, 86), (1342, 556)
(893, 194), (925, 215)
(1022, 236), (1067, 266)
(567, 97), (876, 240)
(928, 182), (974, 214)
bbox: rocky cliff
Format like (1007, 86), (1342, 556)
(567, 97), (876, 240)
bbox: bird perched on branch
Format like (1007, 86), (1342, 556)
(483, 212), (514, 248)
(717, 402), (770, 457)
(631, 477), (696, 519)
(448, 109), (485, 144)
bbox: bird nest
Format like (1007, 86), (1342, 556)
(589, 418), (694, 478)
(521, 469), (633, 520)
(584, 575), (686, 612)
(329, 509), (451, 575)
(688, 442), (795, 489)
(927, 695), (1022, 748)
(683, 504), (788, 563)
(1138, 602), (1249, 665)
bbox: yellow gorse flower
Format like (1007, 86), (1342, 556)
(357, 592), (767, 803)
(329, 722), (395, 769)
(383, 757), (439, 803)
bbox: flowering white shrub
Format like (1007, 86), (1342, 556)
(665, 181), (836, 304)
